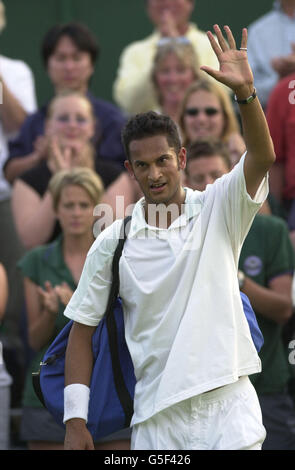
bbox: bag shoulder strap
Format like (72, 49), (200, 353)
(105, 216), (134, 426)
(105, 216), (131, 317)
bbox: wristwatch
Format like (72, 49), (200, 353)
(238, 270), (245, 290)
(234, 88), (257, 105)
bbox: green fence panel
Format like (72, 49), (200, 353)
(0, 0), (274, 107)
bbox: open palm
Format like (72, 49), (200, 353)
(201, 25), (254, 92)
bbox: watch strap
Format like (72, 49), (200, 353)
(235, 88), (257, 105)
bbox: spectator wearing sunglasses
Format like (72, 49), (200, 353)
(151, 38), (201, 125)
(179, 80), (246, 167)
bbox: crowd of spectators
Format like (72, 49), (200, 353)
(1, 0), (295, 451)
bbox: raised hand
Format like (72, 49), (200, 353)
(200, 25), (254, 95)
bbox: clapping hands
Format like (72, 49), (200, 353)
(38, 280), (73, 316)
(271, 43), (295, 78)
(48, 136), (85, 173)
(158, 9), (179, 37)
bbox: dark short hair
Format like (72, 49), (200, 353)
(185, 138), (232, 174)
(144, 0), (194, 4)
(121, 111), (182, 161)
(41, 22), (99, 66)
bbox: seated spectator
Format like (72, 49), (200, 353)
(4, 22), (126, 184)
(151, 38), (200, 124)
(179, 80), (246, 166)
(0, 262), (12, 450)
(266, 72), (295, 245)
(113, 0), (220, 114)
(11, 92), (137, 249)
(0, 0), (36, 413)
(184, 138), (295, 450)
(17, 167), (131, 450)
(247, 0), (295, 109)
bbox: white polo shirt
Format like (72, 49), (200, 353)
(64, 153), (268, 425)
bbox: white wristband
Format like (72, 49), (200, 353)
(63, 383), (90, 424)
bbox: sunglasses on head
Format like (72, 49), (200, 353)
(185, 107), (220, 117)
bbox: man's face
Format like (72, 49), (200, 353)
(147, 0), (193, 29)
(125, 134), (186, 206)
(47, 35), (94, 94)
(185, 155), (229, 191)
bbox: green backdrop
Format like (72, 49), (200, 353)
(0, 0), (274, 107)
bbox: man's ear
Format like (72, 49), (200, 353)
(124, 159), (135, 179)
(178, 147), (187, 171)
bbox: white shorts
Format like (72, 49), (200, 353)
(131, 376), (266, 450)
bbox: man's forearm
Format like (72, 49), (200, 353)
(235, 85), (276, 198)
(236, 85), (275, 171)
(4, 153), (40, 183)
(269, 163), (285, 202)
(65, 321), (95, 387)
(64, 321), (95, 426)
(0, 80), (27, 133)
(241, 275), (293, 325)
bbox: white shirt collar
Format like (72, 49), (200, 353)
(128, 187), (203, 238)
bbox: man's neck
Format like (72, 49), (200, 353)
(55, 85), (88, 95)
(63, 232), (94, 255)
(161, 102), (180, 126)
(281, 0), (295, 17)
(157, 22), (190, 38)
(144, 188), (186, 228)
(177, 22), (190, 36)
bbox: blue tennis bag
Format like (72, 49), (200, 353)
(32, 217), (136, 441)
(33, 297), (136, 441)
(241, 291), (264, 353)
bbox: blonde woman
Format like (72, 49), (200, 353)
(18, 167), (130, 450)
(179, 79), (246, 166)
(12, 92), (137, 249)
(151, 38), (201, 124)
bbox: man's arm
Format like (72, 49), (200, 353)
(0, 263), (8, 321)
(0, 60), (37, 134)
(0, 79), (28, 133)
(241, 274), (293, 325)
(201, 25), (276, 198)
(64, 321), (96, 450)
(269, 163), (285, 203)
